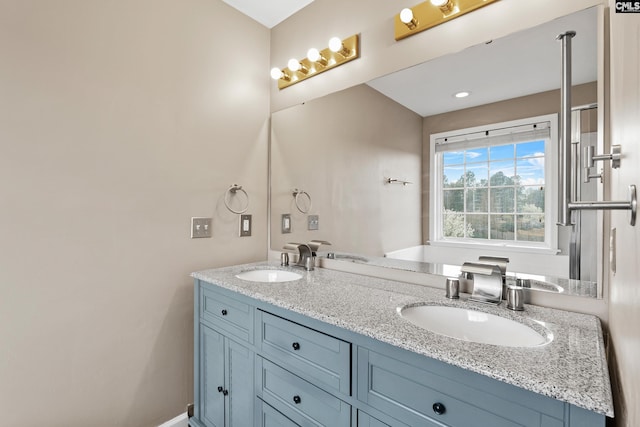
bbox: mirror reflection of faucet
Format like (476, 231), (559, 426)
(283, 240), (332, 271)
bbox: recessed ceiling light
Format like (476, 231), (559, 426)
(454, 91), (471, 98)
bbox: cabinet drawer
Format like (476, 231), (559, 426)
(201, 286), (253, 343)
(258, 399), (300, 427)
(358, 348), (562, 427)
(258, 357), (351, 427)
(259, 310), (351, 395)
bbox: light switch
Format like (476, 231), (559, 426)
(282, 214), (292, 234)
(240, 214), (252, 237)
(191, 217), (212, 238)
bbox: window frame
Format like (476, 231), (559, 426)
(429, 114), (559, 254)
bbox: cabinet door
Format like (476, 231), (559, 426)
(226, 338), (254, 426)
(201, 325), (225, 427)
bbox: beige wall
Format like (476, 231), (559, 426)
(270, 0), (603, 112)
(270, 84), (422, 256)
(607, 1), (640, 426)
(0, 1), (269, 426)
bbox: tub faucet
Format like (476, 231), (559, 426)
(460, 262), (503, 305)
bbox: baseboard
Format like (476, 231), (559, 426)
(157, 412), (189, 427)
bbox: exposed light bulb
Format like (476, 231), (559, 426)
(328, 37), (343, 53)
(430, 0), (449, 6)
(400, 8), (414, 24)
(270, 67), (283, 80)
(287, 58), (301, 72)
(307, 48), (321, 62)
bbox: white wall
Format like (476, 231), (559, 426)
(0, 1), (269, 426)
(607, 1), (640, 426)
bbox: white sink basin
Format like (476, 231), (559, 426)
(235, 269), (302, 283)
(399, 305), (552, 347)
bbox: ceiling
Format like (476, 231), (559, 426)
(222, 0), (315, 28)
(367, 7), (598, 117)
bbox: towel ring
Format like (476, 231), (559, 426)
(224, 184), (249, 214)
(292, 188), (312, 214)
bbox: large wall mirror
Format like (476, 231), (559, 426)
(270, 7), (603, 298)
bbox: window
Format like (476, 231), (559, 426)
(430, 114), (558, 252)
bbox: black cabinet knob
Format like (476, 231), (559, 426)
(293, 395), (301, 404)
(217, 386), (223, 393)
(222, 389), (228, 396)
(221, 309), (228, 316)
(292, 342), (300, 350)
(432, 402), (446, 415)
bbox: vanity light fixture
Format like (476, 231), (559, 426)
(395, 0), (500, 41)
(287, 58), (309, 74)
(307, 48), (328, 66)
(270, 67), (290, 81)
(271, 34), (360, 90)
(400, 8), (418, 30)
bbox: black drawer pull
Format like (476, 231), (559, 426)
(293, 395), (301, 404)
(221, 309), (228, 316)
(432, 402), (446, 415)
(292, 342), (300, 350)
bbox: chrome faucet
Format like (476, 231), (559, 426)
(283, 240), (331, 271)
(460, 262), (504, 305)
(477, 256), (509, 299)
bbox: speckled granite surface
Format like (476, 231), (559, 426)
(192, 261), (614, 417)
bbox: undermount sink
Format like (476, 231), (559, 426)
(398, 305), (552, 348)
(235, 269), (302, 283)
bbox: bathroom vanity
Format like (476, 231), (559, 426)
(190, 263), (613, 427)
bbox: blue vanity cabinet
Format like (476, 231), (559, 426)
(193, 278), (607, 427)
(357, 345), (604, 427)
(257, 357), (351, 426)
(256, 398), (300, 427)
(192, 284), (255, 427)
(258, 310), (351, 396)
(256, 310), (352, 426)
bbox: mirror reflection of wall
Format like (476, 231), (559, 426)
(270, 84), (423, 256)
(269, 7), (601, 285)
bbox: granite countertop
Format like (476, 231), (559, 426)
(192, 261), (614, 417)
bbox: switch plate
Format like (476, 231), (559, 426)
(281, 214), (292, 234)
(240, 214), (252, 237)
(308, 215), (319, 231)
(191, 217), (212, 238)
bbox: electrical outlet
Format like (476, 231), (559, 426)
(240, 214), (252, 237)
(308, 214), (319, 231)
(191, 217), (212, 238)
(282, 214), (292, 233)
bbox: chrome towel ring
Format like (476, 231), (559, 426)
(292, 188), (312, 214)
(224, 184), (249, 214)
